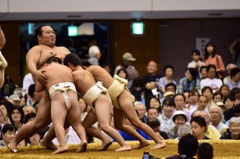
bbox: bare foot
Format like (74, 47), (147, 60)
(51, 145), (68, 154)
(115, 145), (132, 152)
(40, 140), (57, 150)
(132, 140), (150, 149)
(150, 142), (166, 149)
(7, 141), (18, 153)
(76, 142), (87, 153)
(97, 140), (112, 151)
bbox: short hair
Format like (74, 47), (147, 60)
(64, 53), (82, 66)
(162, 97), (175, 107)
(233, 104), (240, 114)
(178, 133), (198, 157)
(197, 142), (214, 159)
(147, 118), (160, 128)
(209, 106), (224, 122)
(165, 82), (177, 92)
(47, 57), (62, 64)
(229, 117), (240, 127)
(163, 64), (174, 73)
(212, 91), (223, 100)
(116, 68), (128, 79)
(200, 66), (207, 72)
(191, 49), (200, 56)
(230, 67), (240, 78)
(1, 124), (17, 139)
(24, 112), (36, 124)
(190, 116), (207, 131)
(201, 86), (213, 95)
(173, 93), (186, 102)
(206, 64), (216, 72)
(28, 84), (36, 98)
(147, 107), (159, 113)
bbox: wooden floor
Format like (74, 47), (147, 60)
(1, 140), (240, 159)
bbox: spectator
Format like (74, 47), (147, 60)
(219, 84), (230, 101)
(166, 133), (198, 159)
(114, 52), (136, 75)
(226, 67), (240, 90)
(144, 61), (162, 99)
(147, 118), (169, 139)
(147, 107), (159, 120)
(9, 106), (24, 130)
(146, 96), (161, 114)
(196, 95), (208, 112)
(27, 84), (40, 106)
(223, 63), (237, 84)
(191, 116), (209, 140)
(0, 124), (17, 147)
(187, 89), (199, 112)
(200, 65), (223, 93)
(199, 66), (207, 81)
(28, 131), (41, 146)
(134, 102), (148, 124)
(201, 86), (216, 108)
(229, 36), (240, 68)
(88, 45), (101, 66)
(209, 106), (228, 132)
(8, 94), (21, 106)
(0, 100), (12, 124)
(221, 117), (240, 139)
(197, 142), (214, 159)
(23, 105), (36, 116)
(116, 68), (128, 80)
(178, 68), (200, 94)
(212, 91), (223, 104)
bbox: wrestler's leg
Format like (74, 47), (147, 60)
(0, 51), (7, 88)
(50, 93), (68, 154)
(0, 67), (4, 88)
(94, 94), (131, 152)
(67, 91), (87, 152)
(82, 110), (112, 151)
(8, 90), (52, 152)
(118, 90), (166, 149)
(113, 106), (150, 149)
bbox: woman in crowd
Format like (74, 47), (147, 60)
(209, 106), (228, 132)
(223, 95), (234, 111)
(202, 86), (216, 108)
(27, 131), (41, 146)
(191, 116), (209, 140)
(203, 42), (225, 79)
(116, 68), (128, 80)
(178, 68), (200, 94)
(212, 91), (223, 104)
(9, 106), (24, 130)
(221, 117), (240, 139)
(147, 96), (161, 114)
(0, 124), (17, 147)
(0, 100), (13, 124)
(158, 65), (176, 98)
(158, 97), (175, 133)
(219, 84), (230, 101)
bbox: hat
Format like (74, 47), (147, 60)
(216, 102), (225, 107)
(89, 46), (100, 57)
(163, 91), (175, 98)
(172, 110), (187, 122)
(122, 52), (136, 61)
(9, 94), (20, 102)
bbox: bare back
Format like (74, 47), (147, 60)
(41, 63), (74, 89)
(72, 67), (97, 95)
(84, 66), (114, 88)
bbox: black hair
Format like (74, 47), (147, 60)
(116, 68), (128, 79)
(191, 49), (200, 56)
(24, 112), (36, 124)
(9, 106), (25, 125)
(47, 57), (62, 64)
(174, 93), (186, 102)
(0, 100), (13, 116)
(178, 133), (198, 157)
(63, 53), (82, 66)
(28, 84), (36, 98)
(200, 66), (207, 72)
(190, 116), (207, 130)
(233, 104), (240, 113)
(204, 42), (216, 60)
(187, 67), (198, 81)
(165, 82), (177, 92)
(212, 91), (223, 101)
(1, 124), (17, 139)
(206, 64), (216, 72)
(147, 118), (160, 128)
(201, 86), (213, 95)
(162, 97), (175, 107)
(197, 142), (214, 159)
(230, 67), (240, 78)
(35, 25), (45, 36)
(163, 64), (174, 74)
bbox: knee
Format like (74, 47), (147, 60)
(99, 124), (109, 132)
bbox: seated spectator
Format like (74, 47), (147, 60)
(8, 94), (21, 106)
(201, 86), (216, 108)
(215, 102), (227, 114)
(178, 68), (200, 94)
(168, 110), (189, 139)
(147, 107), (159, 120)
(196, 95), (208, 112)
(144, 61), (162, 99)
(147, 118), (169, 139)
(130, 77), (146, 102)
(27, 84), (40, 106)
(209, 106), (228, 132)
(9, 106), (24, 130)
(191, 116), (209, 140)
(23, 105), (36, 116)
(24, 112), (36, 123)
(166, 133), (198, 159)
(200, 65), (223, 93)
(199, 66), (207, 81)
(212, 91), (223, 104)
(114, 52), (136, 75)
(158, 65), (177, 98)
(27, 131), (41, 146)
(159, 97), (175, 133)
(223, 63), (237, 84)
(0, 110), (4, 133)
(116, 68), (128, 80)
(226, 67), (240, 90)
(88, 45), (101, 66)
(0, 100), (12, 124)
(225, 104), (240, 127)
(187, 89), (199, 112)
(176, 124), (192, 140)
(134, 102), (148, 124)
(223, 95), (234, 111)
(221, 117), (240, 139)
(146, 96), (161, 114)
(0, 124), (17, 147)
(224, 91), (240, 121)
(219, 84), (230, 101)
(197, 142), (214, 159)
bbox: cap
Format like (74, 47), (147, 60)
(122, 52), (136, 61)
(9, 94), (20, 102)
(163, 91), (175, 98)
(172, 110), (187, 122)
(89, 46), (100, 57)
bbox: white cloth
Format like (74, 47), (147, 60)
(211, 122), (228, 132)
(22, 73), (35, 93)
(187, 60), (205, 69)
(200, 78), (223, 93)
(158, 113), (175, 133)
(223, 76), (231, 85)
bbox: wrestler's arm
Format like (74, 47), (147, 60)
(26, 46), (47, 83)
(0, 25), (6, 50)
